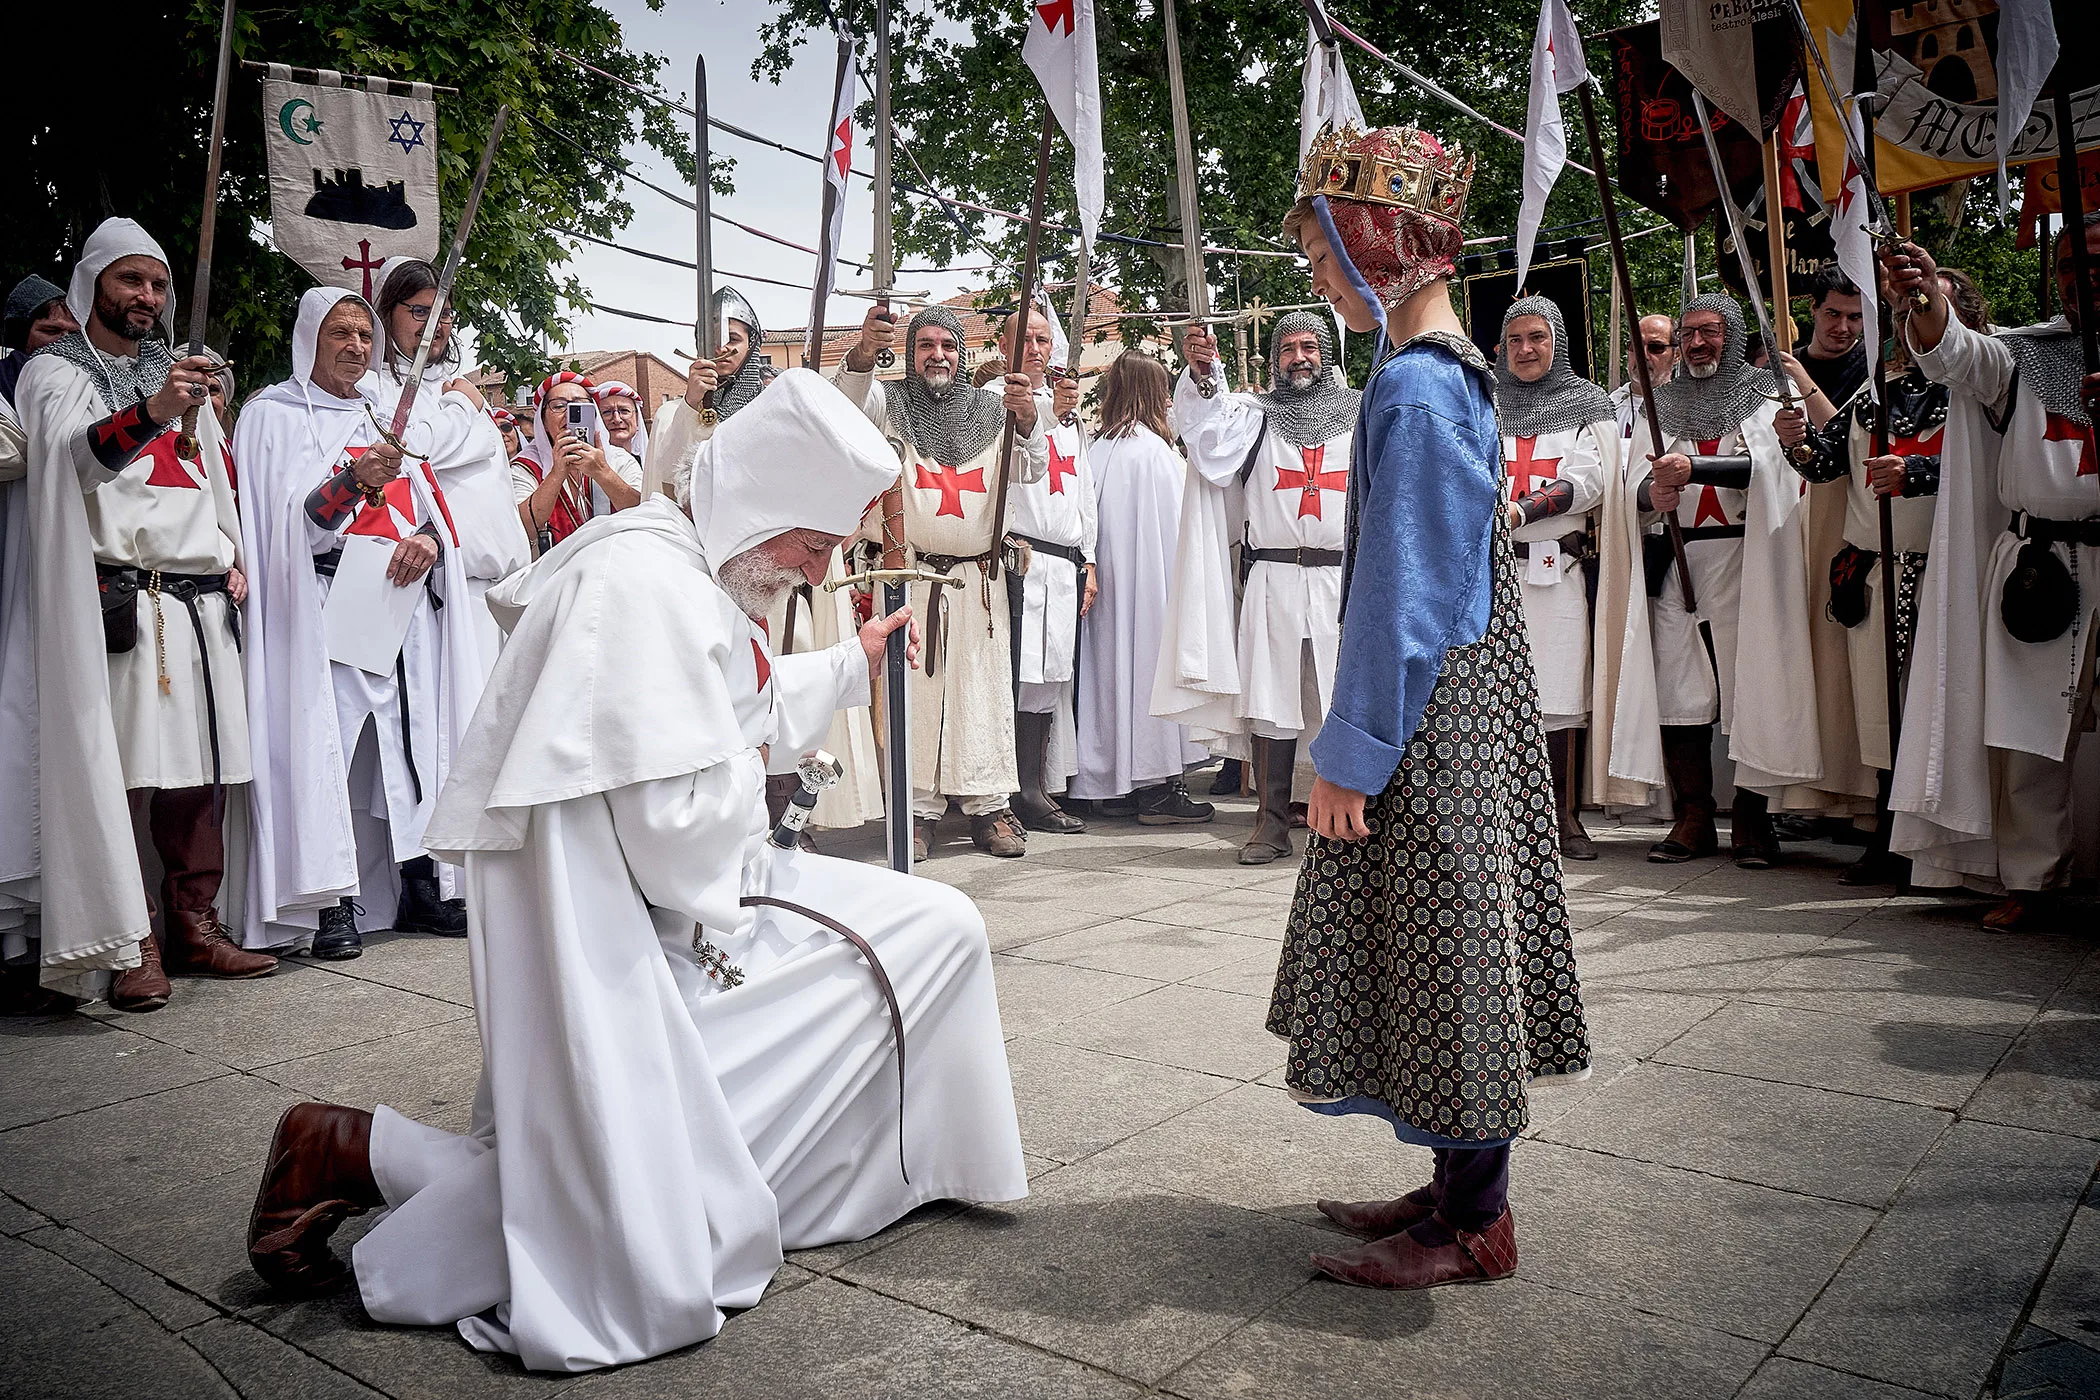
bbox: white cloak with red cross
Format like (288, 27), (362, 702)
(1894, 315), (2100, 888)
(1167, 363), (1348, 745)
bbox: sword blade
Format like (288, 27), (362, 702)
(1162, 0), (1208, 325)
(696, 54), (718, 363)
(390, 104), (510, 439)
(1691, 89), (1784, 359)
(873, 0), (912, 872)
(184, 0), (238, 358)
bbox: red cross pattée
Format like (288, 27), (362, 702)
(1886, 424), (1944, 459)
(1506, 436), (1562, 499)
(1690, 437), (1731, 526)
(140, 433), (205, 490)
(2043, 412), (2097, 477)
(915, 460), (986, 518)
(1046, 437), (1078, 495)
(1273, 444), (1347, 520)
(346, 474), (421, 542)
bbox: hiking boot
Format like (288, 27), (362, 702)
(395, 856), (467, 936)
(312, 899), (364, 961)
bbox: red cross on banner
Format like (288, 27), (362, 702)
(343, 239), (384, 301)
(1273, 444), (1348, 520)
(140, 434), (204, 490)
(2043, 412), (2097, 477)
(1046, 438), (1078, 495)
(1036, 0), (1074, 37)
(914, 460), (987, 518)
(1507, 436), (1563, 499)
(1690, 437), (1730, 526)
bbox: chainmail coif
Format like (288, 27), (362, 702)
(1250, 311), (1361, 447)
(880, 305), (1006, 463)
(37, 330), (175, 414)
(1648, 292), (1786, 442)
(714, 290), (768, 420)
(1492, 296), (1614, 437)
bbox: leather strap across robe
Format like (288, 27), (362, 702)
(737, 894), (910, 1184)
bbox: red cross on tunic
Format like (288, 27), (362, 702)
(2043, 412), (2098, 477)
(1506, 436), (1562, 500)
(914, 460), (986, 518)
(1886, 424), (1945, 459)
(1046, 437), (1079, 495)
(1690, 437), (1731, 526)
(1273, 444), (1348, 520)
(139, 433), (205, 490)
(347, 477), (420, 541)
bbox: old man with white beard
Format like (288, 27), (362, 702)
(244, 369), (1026, 1372)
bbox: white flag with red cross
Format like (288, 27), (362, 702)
(805, 28), (858, 364)
(1513, 0), (1589, 293)
(1830, 99), (1880, 403)
(1022, 0), (1103, 254)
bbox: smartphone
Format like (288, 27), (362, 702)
(565, 400), (601, 444)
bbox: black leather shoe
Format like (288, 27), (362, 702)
(312, 900), (363, 961)
(394, 859), (467, 937)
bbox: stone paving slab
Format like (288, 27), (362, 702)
(5, 816), (2097, 1399)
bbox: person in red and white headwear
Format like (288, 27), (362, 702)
(591, 379), (648, 463)
(510, 371), (643, 556)
(489, 406), (520, 462)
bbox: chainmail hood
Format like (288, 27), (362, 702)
(1649, 292), (1785, 441)
(1492, 296), (1614, 438)
(1250, 311), (1360, 447)
(880, 304), (1006, 462)
(35, 330), (175, 414)
(715, 286), (768, 420)
(1999, 317), (2088, 427)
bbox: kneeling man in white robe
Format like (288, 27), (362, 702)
(244, 369), (1027, 1372)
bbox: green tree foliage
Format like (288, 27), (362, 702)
(5, 0), (691, 390)
(755, 0), (1673, 385)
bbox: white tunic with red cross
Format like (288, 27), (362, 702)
(1007, 413), (1097, 691)
(1501, 422), (1608, 725)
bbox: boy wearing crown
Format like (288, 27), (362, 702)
(1264, 124), (1591, 1291)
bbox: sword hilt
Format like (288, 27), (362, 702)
(825, 567), (965, 592)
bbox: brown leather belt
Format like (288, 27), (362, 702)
(916, 549), (994, 680)
(738, 894), (910, 1184)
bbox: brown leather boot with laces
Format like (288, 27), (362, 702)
(109, 936), (171, 1013)
(163, 909), (278, 979)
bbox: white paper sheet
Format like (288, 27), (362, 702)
(325, 533), (423, 675)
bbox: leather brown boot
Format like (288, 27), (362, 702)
(163, 908), (278, 979)
(109, 936), (171, 1013)
(1317, 1184), (1441, 1239)
(1239, 736), (1297, 866)
(1309, 1209), (1519, 1290)
(1649, 724), (1718, 862)
(1012, 710), (1086, 833)
(1731, 789), (1779, 869)
(970, 807), (1028, 858)
(248, 1103), (385, 1296)
(1548, 730), (1597, 861)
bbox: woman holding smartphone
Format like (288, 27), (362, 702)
(511, 371), (644, 554)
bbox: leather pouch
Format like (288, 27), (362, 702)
(98, 567), (139, 654)
(1827, 543), (1876, 629)
(2000, 538), (2078, 644)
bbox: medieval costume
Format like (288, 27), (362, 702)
(13, 219), (275, 1005)
(1167, 311), (1359, 864)
(1789, 362), (1946, 884)
(646, 284), (768, 505)
(366, 258), (528, 668)
(1630, 293), (1829, 867)
(1493, 296), (1621, 860)
(835, 304), (1048, 858)
(1894, 288), (2099, 923)
(591, 378), (649, 463)
(245, 371), (1026, 1371)
(236, 286), (485, 960)
(1265, 124), (1589, 1292)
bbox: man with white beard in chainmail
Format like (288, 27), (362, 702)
(1630, 292), (1825, 871)
(1881, 219), (2100, 932)
(1166, 312), (1360, 864)
(1494, 296), (1622, 862)
(835, 302), (1048, 859)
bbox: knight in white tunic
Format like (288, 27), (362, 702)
(998, 307), (1096, 834)
(235, 287), (485, 962)
(834, 303), (1048, 860)
(243, 369), (1026, 1372)
(365, 258), (528, 668)
(13, 219), (278, 1008)
(1630, 293), (1825, 869)
(1492, 297), (1620, 861)
(1883, 226), (2100, 931)
(1169, 311), (1358, 863)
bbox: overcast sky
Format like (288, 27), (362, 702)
(553, 0), (984, 363)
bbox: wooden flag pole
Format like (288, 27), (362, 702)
(985, 111), (1058, 583)
(1762, 136), (1794, 353)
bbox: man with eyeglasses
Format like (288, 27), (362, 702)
(1630, 293), (1827, 870)
(1612, 314), (1677, 444)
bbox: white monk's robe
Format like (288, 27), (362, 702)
(369, 363), (527, 666)
(1501, 420), (1609, 728)
(833, 365), (1047, 800)
(235, 365), (480, 945)
(16, 350), (249, 989)
(1628, 398), (1825, 798)
(1170, 363), (1347, 747)
(1074, 424), (1208, 800)
(358, 498), (1026, 1371)
(0, 373), (37, 946)
(1894, 315), (2100, 888)
(1009, 408), (1098, 793)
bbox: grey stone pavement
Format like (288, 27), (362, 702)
(5, 792), (2099, 1400)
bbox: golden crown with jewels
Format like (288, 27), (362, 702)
(1295, 124), (1473, 228)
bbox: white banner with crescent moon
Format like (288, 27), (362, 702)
(261, 68), (440, 300)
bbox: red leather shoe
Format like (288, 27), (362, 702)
(1316, 1185), (1440, 1239)
(1309, 1209), (1519, 1290)
(248, 1103), (384, 1296)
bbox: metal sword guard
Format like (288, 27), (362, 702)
(825, 567), (966, 593)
